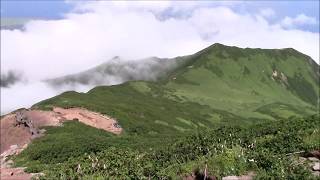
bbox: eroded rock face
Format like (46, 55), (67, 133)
(52, 107), (122, 134)
(15, 110), (39, 136)
(271, 70), (288, 87)
(1, 107), (122, 180)
(1, 107), (122, 154)
(0, 114), (32, 154)
(299, 150), (320, 176)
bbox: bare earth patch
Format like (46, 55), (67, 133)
(52, 107), (122, 134)
(1, 107), (122, 179)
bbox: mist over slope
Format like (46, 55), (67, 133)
(0, 56), (182, 114)
(46, 56), (180, 88)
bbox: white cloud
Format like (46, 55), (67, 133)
(1, 81), (93, 114)
(1, 2), (319, 114)
(259, 8), (276, 18)
(281, 14), (318, 28)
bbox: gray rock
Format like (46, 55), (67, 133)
(299, 157), (307, 162)
(308, 157), (319, 162)
(313, 162), (320, 171)
(223, 176), (240, 180)
(15, 110), (39, 136)
(222, 175), (252, 180)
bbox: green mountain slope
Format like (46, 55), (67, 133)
(165, 44), (319, 120)
(14, 44), (320, 179)
(35, 44), (319, 135)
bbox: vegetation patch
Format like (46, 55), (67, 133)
(287, 72), (318, 105)
(16, 114), (319, 179)
(18, 44), (319, 179)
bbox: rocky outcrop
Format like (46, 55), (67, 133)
(1, 107), (122, 180)
(15, 110), (39, 136)
(1, 107), (122, 154)
(307, 151), (320, 176)
(298, 150), (320, 177)
(271, 70), (288, 87)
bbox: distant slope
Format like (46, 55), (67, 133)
(46, 56), (181, 87)
(35, 43), (319, 135)
(0, 18), (29, 30)
(165, 43), (319, 119)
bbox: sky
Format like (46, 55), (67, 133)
(1, 1), (319, 32)
(0, 1), (319, 114)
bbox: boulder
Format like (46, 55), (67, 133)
(308, 157), (319, 162)
(313, 162), (320, 171)
(222, 175), (252, 180)
(298, 157), (307, 162)
(15, 110), (39, 136)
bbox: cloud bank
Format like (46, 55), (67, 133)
(0, 70), (23, 88)
(281, 14), (318, 28)
(1, 1), (319, 114)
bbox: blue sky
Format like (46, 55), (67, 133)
(1, 1), (319, 32)
(0, 0), (73, 19)
(234, 1), (319, 32)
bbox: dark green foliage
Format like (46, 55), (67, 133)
(15, 121), (113, 165)
(242, 66), (250, 76)
(19, 114), (319, 179)
(173, 76), (200, 85)
(205, 64), (224, 77)
(254, 102), (309, 120)
(225, 47), (246, 61)
(260, 76), (267, 83)
(287, 72), (318, 105)
(272, 62), (277, 70)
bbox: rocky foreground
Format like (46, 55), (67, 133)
(1, 107), (122, 179)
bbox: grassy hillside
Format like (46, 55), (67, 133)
(15, 114), (320, 179)
(14, 44), (319, 178)
(165, 44), (319, 119)
(35, 44), (319, 135)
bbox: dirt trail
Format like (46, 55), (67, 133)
(1, 144), (33, 180)
(52, 107), (122, 134)
(1, 167), (32, 180)
(1, 107), (122, 179)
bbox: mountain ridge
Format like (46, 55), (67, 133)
(35, 43), (319, 134)
(3, 43), (320, 179)
(46, 43), (319, 88)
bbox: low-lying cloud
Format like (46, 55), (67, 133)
(1, 2), (319, 114)
(0, 70), (23, 88)
(281, 14), (318, 28)
(46, 57), (178, 88)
